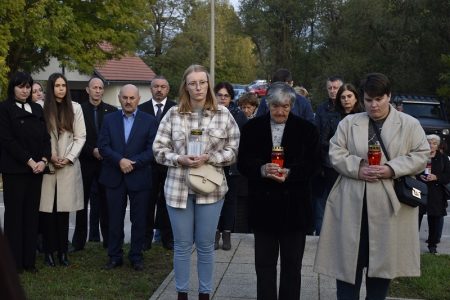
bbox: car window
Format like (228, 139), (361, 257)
(402, 103), (444, 119)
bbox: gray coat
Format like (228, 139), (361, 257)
(40, 102), (86, 212)
(314, 107), (430, 284)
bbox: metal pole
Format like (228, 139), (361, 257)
(210, 0), (215, 87)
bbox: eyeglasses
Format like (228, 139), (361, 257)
(216, 93), (231, 99)
(187, 80), (208, 89)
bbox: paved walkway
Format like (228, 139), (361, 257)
(0, 190), (447, 299)
(150, 221), (450, 300)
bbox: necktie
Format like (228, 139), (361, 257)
(16, 100), (25, 109)
(93, 106), (99, 133)
(156, 103), (163, 121)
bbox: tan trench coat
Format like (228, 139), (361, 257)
(39, 102), (86, 213)
(314, 107), (430, 284)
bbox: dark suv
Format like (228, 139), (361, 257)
(391, 95), (450, 153)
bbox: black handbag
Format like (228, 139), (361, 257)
(370, 119), (427, 207)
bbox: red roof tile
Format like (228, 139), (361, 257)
(95, 55), (156, 82)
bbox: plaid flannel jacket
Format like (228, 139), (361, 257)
(153, 105), (240, 208)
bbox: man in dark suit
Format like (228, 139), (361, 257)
(138, 75), (176, 250)
(70, 77), (117, 252)
(99, 84), (158, 271)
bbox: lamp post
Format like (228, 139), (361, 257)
(210, 0), (215, 87)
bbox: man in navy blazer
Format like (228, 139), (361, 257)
(98, 84), (158, 271)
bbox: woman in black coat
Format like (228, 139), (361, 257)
(0, 72), (51, 272)
(237, 82), (320, 300)
(214, 82), (248, 250)
(418, 134), (450, 254)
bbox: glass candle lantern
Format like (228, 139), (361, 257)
(188, 129), (203, 156)
(271, 146), (284, 176)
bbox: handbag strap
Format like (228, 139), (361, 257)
(369, 118), (391, 161)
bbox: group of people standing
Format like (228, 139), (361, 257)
(1, 72), (86, 272)
(0, 66), (446, 300)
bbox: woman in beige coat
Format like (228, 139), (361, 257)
(314, 73), (430, 300)
(40, 73), (86, 267)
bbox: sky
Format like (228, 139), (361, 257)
(229, 0), (240, 11)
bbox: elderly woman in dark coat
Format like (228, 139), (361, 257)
(418, 134), (450, 254)
(238, 82), (320, 300)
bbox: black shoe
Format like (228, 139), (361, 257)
(428, 246), (437, 254)
(58, 253), (70, 266)
(44, 253), (56, 267)
(132, 261), (144, 271)
(222, 231), (231, 251)
(103, 259), (123, 270)
(68, 244), (83, 253)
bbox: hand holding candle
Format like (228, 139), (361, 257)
(271, 146), (284, 176)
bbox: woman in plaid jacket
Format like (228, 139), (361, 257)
(153, 65), (240, 300)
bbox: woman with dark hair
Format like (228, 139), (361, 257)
(39, 73), (86, 267)
(153, 65), (240, 300)
(335, 83), (364, 116)
(317, 83), (365, 225)
(0, 72), (51, 273)
(213, 82), (247, 250)
(315, 73), (430, 299)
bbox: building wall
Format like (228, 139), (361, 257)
(103, 84), (152, 108)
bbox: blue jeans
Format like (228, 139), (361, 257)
(167, 195), (224, 294)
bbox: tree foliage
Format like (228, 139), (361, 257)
(142, 0), (258, 96)
(239, 0), (450, 104)
(0, 0), (153, 94)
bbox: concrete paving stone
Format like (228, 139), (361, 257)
(318, 274), (336, 289)
(302, 265), (318, 278)
(226, 262), (256, 274)
(215, 282), (257, 298)
(302, 276), (318, 289)
(214, 297), (256, 300)
(300, 289), (319, 300)
(220, 273), (257, 286)
(318, 288), (336, 300)
(231, 250), (254, 264)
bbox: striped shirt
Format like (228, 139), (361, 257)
(153, 105), (240, 208)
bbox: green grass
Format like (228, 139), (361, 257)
(20, 242), (173, 299)
(389, 254), (450, 300)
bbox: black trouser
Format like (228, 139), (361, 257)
(217, 174), (238, 231)
(72, 164), (108, 249)
(427, 215), (442, 248)
(41, 192), (69, 254)
(254, 231), (306, 300)
(145, 165), (173, 246)
(3, 173), (42, 270)
(336, 195), (390, 300)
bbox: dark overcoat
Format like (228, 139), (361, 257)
(422, 151), (450, 216)
(237, 113), (320, 232)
